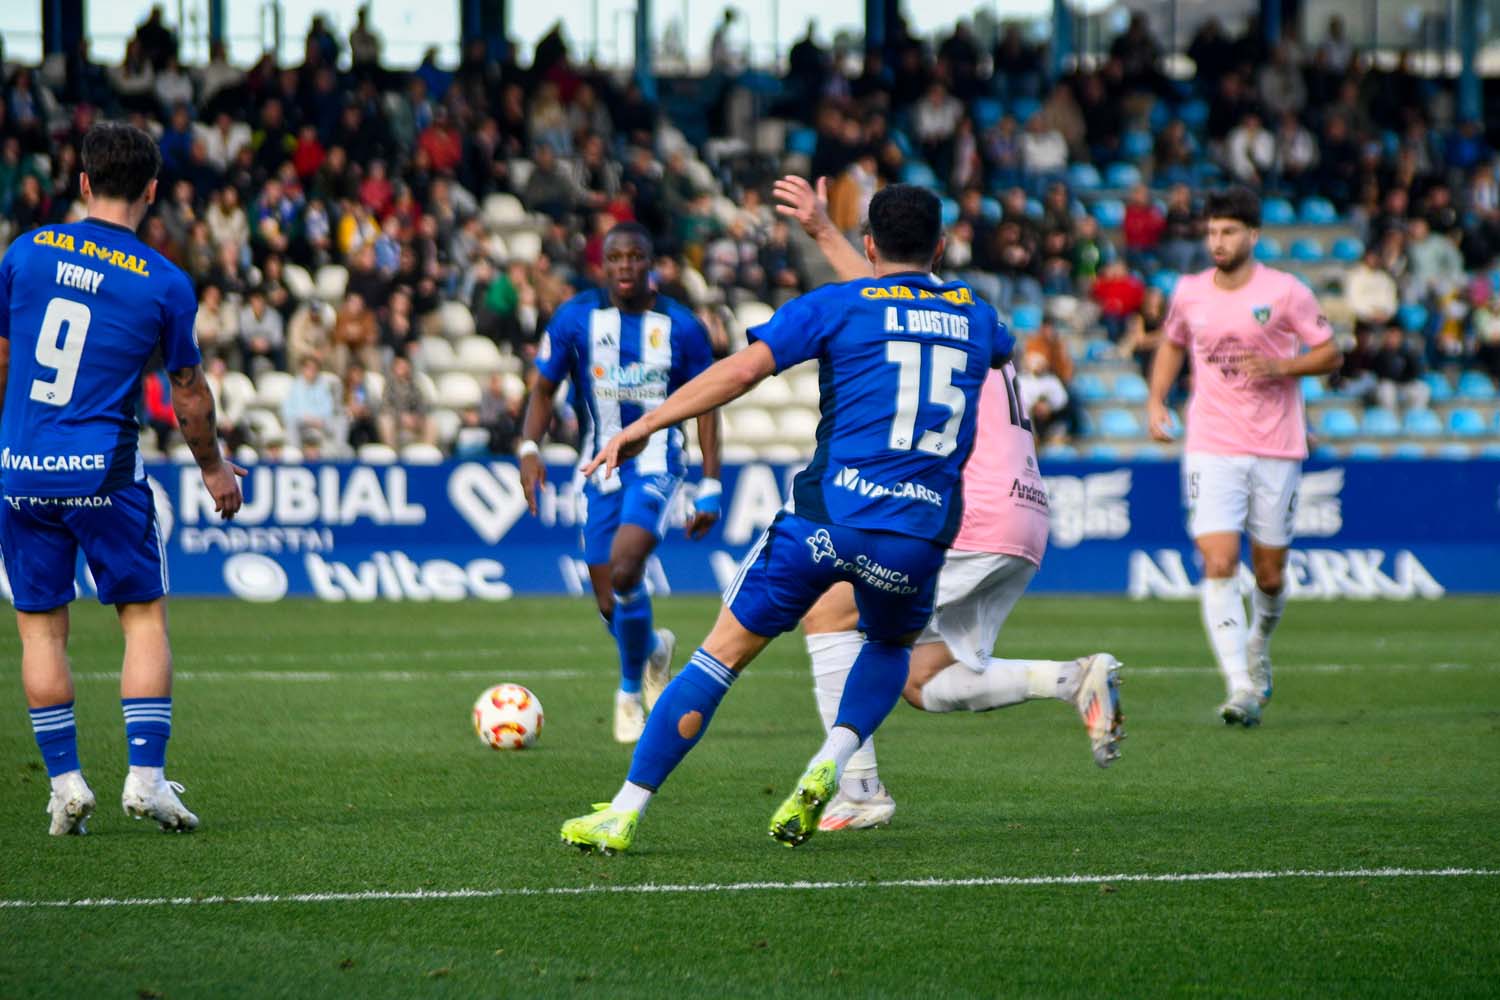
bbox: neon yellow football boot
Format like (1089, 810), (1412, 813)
(768, 759), (838, 847)
(560, 803), (639, 855)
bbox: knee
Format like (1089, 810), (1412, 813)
(1254, 564), (1285, 594)
(902, 679), (926, 710)
(609, 560), (646, 595)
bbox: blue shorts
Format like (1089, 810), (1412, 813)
(725, 512), (946, 641)
(0, 482), (167, 612)
(580, 473), (682, 565)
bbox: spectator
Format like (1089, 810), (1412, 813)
(1015, 352), (1069, 441)
(1345, 249), (1400, 334)
(344, 362), (382, 450)
(1271, 112), (1319, 197)
(239, 287), (287, 374)
(193, 283), (239, 368)
(1023, 317), (1076, 437)
(287, 301), (335, 370)
(1257, 42), (1307, 119)
(1020, 114), (1068, 189)
(913, 82), (963, 180)
(477, 373), (523, 453)
(282, 356), (342, 455)
(1370, 325), (1430, 412)
(1160, 184), (1206, 273)
(522, 143), (578, 222)
(380, 355), (436, 448)
(204, 356), (252, 452)
(1091, 259), (1145, 341)
(1472, 289), (1500, 384)
(1405, 217), (1465, 302)
(1119, 286), (1172, 379)
(141, 368), (177, 451)
(1226, 112), (1275, 186)
(332, 291), (381, 376)
(1122, 184), (1165, 271)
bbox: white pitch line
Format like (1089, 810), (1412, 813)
(0, 867), (1493, 911)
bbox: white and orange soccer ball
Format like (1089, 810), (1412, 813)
(472, 684), (544, 750)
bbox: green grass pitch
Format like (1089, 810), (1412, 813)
(1, 596), (1497, 997)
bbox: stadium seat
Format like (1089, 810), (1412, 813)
(506, 159), (533, 191)
(1068, 163), (1102, 190)
(734, 300), (775, 335)
(1298, 197), (1338, 224)
(775, 408), (820, 443)
(1456, 371), (1497, 400)
(1316, 409), (1359, 438)
(941, 197), (960, 227)
(720, 443), (759, 464)
(455, 336), (505, 374)
(1289, 237), (1324, 262)
(980, 196), (1002, 222)
(1392, 442), (1429, 459)
(1097, 408), (1142, 439)
(742, 374), (792, 408)
(788, 369), (822, 406)
(726, 407), (777, 444)
(1039, 443), (1078, 461)
(168, 443), (195, 464)
(279, 446), (304, 464)
(1330, 236), (1364, 263)
(506, 230), (542, 263)
(1085, 444), (1123, 461)
(1091, 199), (1125, 227)
(1301, 376), (1327, 402)
(481, 193), (526, 229)
(400, 443), (445, 465)
(1347, 442), (1385, 460)
(758, 443), (809, 463)
(1253, 237), (1284, 263)
(1025, 197), (1044, 218)
(1150, 270), (1179, 295)
(418, 337), (456, 374)
(1397, 303), (1428, 334)
(972, 98), (1004, 131)
(786, 127), (818, 157)
(436, 372), (482, 410)
(1261, 198), (1295, 225)
(432, 408), (462, 445)
(314, 264), (348, 302)
(1009, 303), (1043, 333)
(1133, 444), (1174, 461)
(1010, 97), (1040, 122)
(1083, 339), (1114, 363)
(414, 371), (439, 407)
(901, 162), (939, 188)
(254, 371), (295, 409)
(1421, 371), (1454, 402)
(1113, 372), (1149, 403)
(541, 443), (578, 464)
(1104, 163), (1141, 189)
(224, 371), (256, 405)
(283, 263), (315, 300)
(1447, 408), (1487, 437)
(357, 443), (399, 464)
(1121, 130), (1153, 160)
(1436, 443), (1474, 459)
(1179, 100), (1209, 128)
(1311, 443), (1340, 460)
(440, 301), (475, 339)
(1402, 408), (1442, 437)
(1072, 373), (1110, 402)
(453, 427), (493, 457)
(1481, 441), (1500, 459)
(1360, 407), (1400, 437)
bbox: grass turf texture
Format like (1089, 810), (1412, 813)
(1, 596), (1497, 997)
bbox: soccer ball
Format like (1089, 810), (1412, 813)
(472, 684), (544, 750)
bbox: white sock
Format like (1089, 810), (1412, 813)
(616, 689), (642, 706)
(807, 631), (879, 800)
(920, 658), (1076, 712)
(807, 726), (861, 778)
(1202, 577), (1252, 696)
(50, 769), (83, 794)
(1250, 587), (1286, 647)
(128, 765), (164, 786)
(610, 780), (653, 816)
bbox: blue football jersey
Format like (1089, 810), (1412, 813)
(750, 273), (1013, 544)
(0, 219), (200, 497)
(536, 289), (714, 482)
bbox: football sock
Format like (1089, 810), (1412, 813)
(1201, 577), (1252, 695)
(610, 780), (654, 816)
(29, 701), (80, 778)
(1250, 587), (1286, 645)
(626, 648), (736, 791)
(920, 658), (1079, 712)
(807, 631), (879, 800)
(612, 584), (655, 695)
(820, 639), (910, 779)
(121, 697), (172, 769)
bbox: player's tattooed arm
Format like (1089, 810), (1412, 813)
(169, 364), (246, 519)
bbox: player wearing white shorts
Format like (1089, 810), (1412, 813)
(775, 176), (1124, 830)
(1146, 187), (1341, 726)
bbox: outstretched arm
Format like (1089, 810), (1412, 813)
(518, 372), (559, 516)
(169, 365), (245, 519)
(772, 175), (872, 282)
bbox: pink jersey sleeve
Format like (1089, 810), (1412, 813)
(1282, 278), (1333, 347)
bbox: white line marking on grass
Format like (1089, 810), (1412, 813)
(0, 867), (1493, 910)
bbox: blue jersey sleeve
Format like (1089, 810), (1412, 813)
(159, 270), (202, 371)
(747, 291), (830, 372)
(987, 303), (1015, 367)
(670, 307), (713, 389)
(536, 303), (579, 384)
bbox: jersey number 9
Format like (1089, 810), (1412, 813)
(29, 297), (92, 408)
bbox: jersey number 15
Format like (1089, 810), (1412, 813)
(885, 341), (968, 455)
(29, 297), (92, 408)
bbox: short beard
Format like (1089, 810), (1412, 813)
(1215, 247), (1252, 273)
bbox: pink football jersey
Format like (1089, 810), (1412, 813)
(950, 364), (1049, 566)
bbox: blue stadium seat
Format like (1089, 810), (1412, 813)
(1072, 373), (1110, 402)
(1122, 130), (1154, 160)
(1437, 443), (1474, 459)
(1068, 163), (1102, 190)
(1397, 303), (1429, 334)
(1085, 444), (1125, 461)
(1010, 97), (1041, 122)
(1347, 442), (1385, 460)
(1361, 407), (1400, 437)
(1481, 442), (1500, 459)
(1025, 197), (1044, 218)
(1084, 339), (1115, 363)
(1456, 371), (1497, 400)
(1105, 163), (1142, 189)
(1262, 198), (1296, 225)
(901, 162), (939, 188)
(972, 97), (1004, 131)
(1040, 443), (1078, 461)
(1091, 199), (1125, 227)
(1009, 303), (1043, 333)
(1448, 408), (1487, 437)
(1402, 408), (1443, 437)
(787, 127), (818, 157)
(1311, 444), (1341, 461)
(1421, 371), (1454, 402)
(1191, 161), (1223, 185)
(1113, 372), (1149, 403)
(981, 196), (1002, 222)
(1150, 270), (1179, 295)
(1330, 236), (1364, 263)
(1301, 376), (1327, 402)
(1317, 409), (1359, 438)
(1179, 100), (1209, 128)
(1289, 237), (1325, 262)
(1253, 237), (1284, 263)
(889, 129), (913, 156)
(941, 197), (960, 227)
(1098, 408), (1143, 439)
(1299, 197), (1338, 224)
(1392, 442), (1429, 459)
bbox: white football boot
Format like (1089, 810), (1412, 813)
(817, 785), (896, 831)
(613, 691), (646, 744)
(1246, 633), (1273, 707)
(1073, 653), (1125, 767)
(1220, 689), (1263, 727)
(642, 628), (676, 712)
(46, 771), (96, 836)
(122, 772), (199, 832)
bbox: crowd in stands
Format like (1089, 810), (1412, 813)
(1, 5), (1498, 462)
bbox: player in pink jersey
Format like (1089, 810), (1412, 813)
(1147, 187), (1341, 726)
(774, 176), (1123, 830)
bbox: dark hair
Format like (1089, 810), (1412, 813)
(604, 221), (653, 252)
(81, 122), (161, 202)
(1204, 186), (1261, 228)
(867, 184), (943, 265)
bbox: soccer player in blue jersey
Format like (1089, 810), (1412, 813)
(519, 223), (722, 744)
(559, 185), (1015, 853)
(0, 122), (243, 835)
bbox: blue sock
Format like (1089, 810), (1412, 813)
(832, 640), (913, 742)
(612, 584), (657, 695)
(627, 649), (737, 790)
(29, 701), (80, 777)
(121, 697), (172, 768)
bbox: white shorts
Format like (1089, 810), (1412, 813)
(1183, 452), (1301, 547)
(917, 550), (1038, 673)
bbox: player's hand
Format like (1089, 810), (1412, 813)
(685, 477), (722, 541)
(580, 422), (650, 480)
(520, 451), (546, 516)
(202, 460), (248, 521)
(1146, 398), (1175, 442)
(773, 175), (833, 239)
(1241, 354), (1287, 380)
